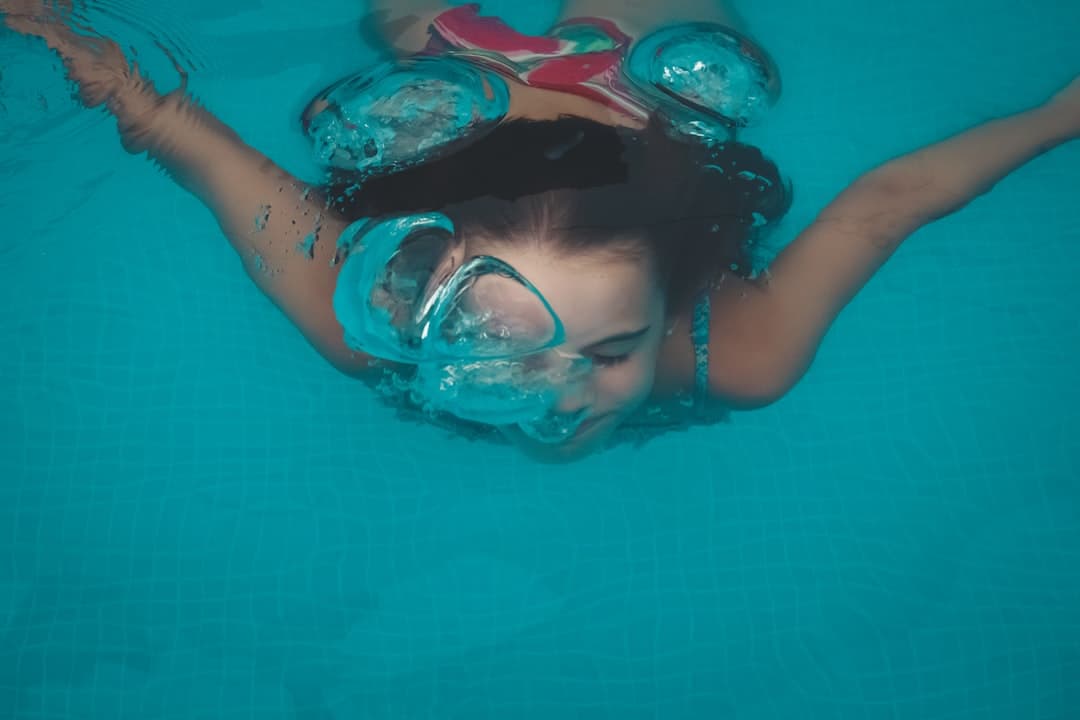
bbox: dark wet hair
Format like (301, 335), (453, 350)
(330, 117), (792, 313)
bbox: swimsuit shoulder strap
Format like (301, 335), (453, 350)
(690, 287), (711, 415)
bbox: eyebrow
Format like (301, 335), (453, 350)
(583, 326), (652, 350)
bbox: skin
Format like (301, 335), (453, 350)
(460, 237), (668, 462)
(3, 1), (1077, 462)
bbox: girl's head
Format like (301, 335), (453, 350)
(333, 118), (790, 460)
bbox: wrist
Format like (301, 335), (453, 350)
(1036, 97), (1078, 144)
(107, 77), (169, 154)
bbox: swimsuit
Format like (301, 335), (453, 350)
(692, 288), (712, 415)
(303, 4), (780, 175)
(423, 4), (779, 133)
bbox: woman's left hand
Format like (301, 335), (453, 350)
(1045, 75), (1080, 139)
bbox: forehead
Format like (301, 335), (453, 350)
(470, 242), (661, 343)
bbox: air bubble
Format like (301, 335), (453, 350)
(254, 205), (271, 231)
(296, 233), (317, 259)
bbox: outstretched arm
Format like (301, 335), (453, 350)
(3, 4), (376, 376)
(708, 78), (1079, 406)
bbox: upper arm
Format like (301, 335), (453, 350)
(148, 111), (375, 376)
(13, 7), (377, 376)
(707, 181), (929, 406)
(210, 170), (375, 377)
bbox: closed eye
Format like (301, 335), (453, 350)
(592, 352), (631, 368)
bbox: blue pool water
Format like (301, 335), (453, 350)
(1, 0), (1078, 717)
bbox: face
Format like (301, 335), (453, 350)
(463, 237), (668, 462)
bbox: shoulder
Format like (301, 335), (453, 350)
(654, 271), (805, 411)
(703, 273), (799, 409)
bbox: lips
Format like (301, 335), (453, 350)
(573, 413), (609, 436)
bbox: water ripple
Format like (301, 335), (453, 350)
(0, 0), (209, 149)
(1, 0), (211, 268)
(69, 0), (209, 79)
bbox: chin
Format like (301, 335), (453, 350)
(500, 419), (615, 464)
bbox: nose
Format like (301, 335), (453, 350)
(512, 352), (596, 445)
(551, 373), (596, 416)
(540, 349), (594, 412)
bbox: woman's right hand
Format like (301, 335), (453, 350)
(3, 0), (144, 108)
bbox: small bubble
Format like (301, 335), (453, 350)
(254, 205), (271, 231)
(296, 233), (317, 259)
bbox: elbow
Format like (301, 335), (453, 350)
(847, 169), (972, 226)
(321, 344), (381, 379)
(708, 375), (793, 411)
(323, 344), (406, 382)
(707, 350), (811, 411)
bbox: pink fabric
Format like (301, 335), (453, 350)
(425, 4), (648, 120)
(428, 5), (565, 58)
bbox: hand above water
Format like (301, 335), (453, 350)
(2, 0), (149, 109)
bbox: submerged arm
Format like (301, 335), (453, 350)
(4, 8), (375, 375)
(709, 79), (1079, 406)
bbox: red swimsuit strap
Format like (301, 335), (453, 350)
(423, 4), (651, 121)
(425, 4), (567, 56)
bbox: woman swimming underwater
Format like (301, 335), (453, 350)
(3, 0), (1078, 462)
